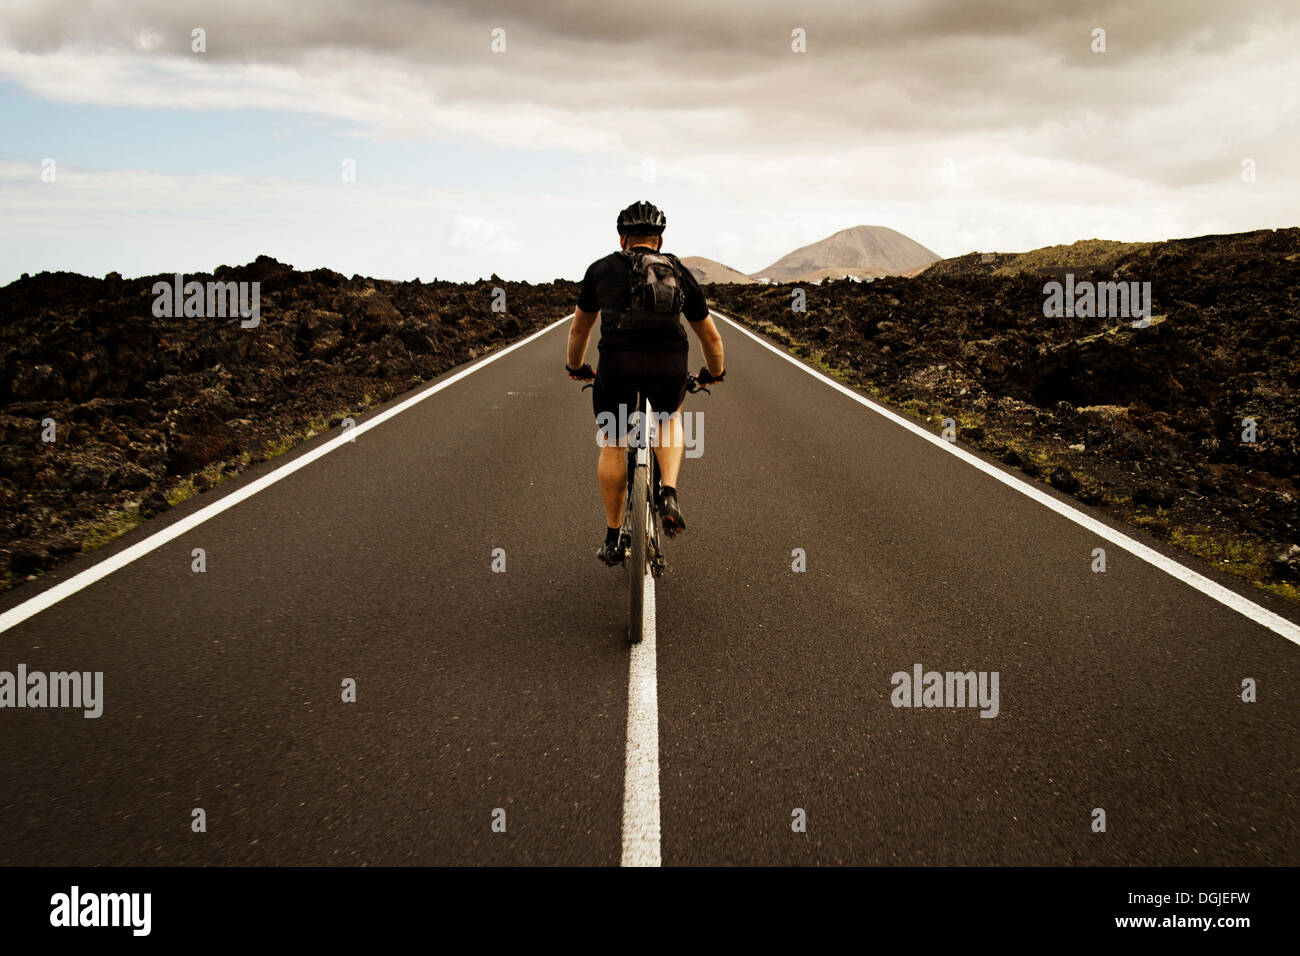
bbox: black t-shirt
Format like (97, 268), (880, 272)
(578, 246), (710, 354)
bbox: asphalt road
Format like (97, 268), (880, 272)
(1, 311), (1296, 866)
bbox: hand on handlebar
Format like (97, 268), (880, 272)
(686, 367), (722, 395)
(696, 365), (725, 386)
(566, 363), (595, 381)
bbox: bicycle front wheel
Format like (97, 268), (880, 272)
(627, 460), (648, 643)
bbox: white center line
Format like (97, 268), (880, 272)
(621, 567), (661, 867)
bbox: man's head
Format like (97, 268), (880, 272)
(617, 200), (666, 251)
(620, 233), (662, 251)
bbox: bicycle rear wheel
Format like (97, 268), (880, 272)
(627, 458), (648, 643)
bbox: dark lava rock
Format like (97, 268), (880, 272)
(1075, 485), (1104, 505)
(1134, 484), (1176, 507)
(66, 462), (109, 491)
(9, 546), (48, 575)
(138, 491), (170, 518)
(6, 232), (1300, 595)
(117, 463), (153, 489)
(706, 227), (1300, 598)
(0, 259), (581, 587)
(1049, 467), (1081, 494)
(1270, 544), (1300, 582)
(167, 421), (241, 475)
(49, 536), (81, 555)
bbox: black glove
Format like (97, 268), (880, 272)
(697, 365), (725, 385)
(566, 363), (595, 381)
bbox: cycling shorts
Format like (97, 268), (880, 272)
(591, 349), (689, 441)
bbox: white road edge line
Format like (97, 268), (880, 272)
(621, 567), (661, 867)
(0, 315), (574, 636)
(713, 309), (1300, 648)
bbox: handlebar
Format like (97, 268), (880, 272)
(577, 373), (714, 395)
(685, 373), (710, 395)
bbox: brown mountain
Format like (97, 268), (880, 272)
(679, 256), (756, 285)
(750, 225), (940, 283)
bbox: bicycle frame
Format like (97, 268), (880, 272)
(622, 392), (665, 579)
(578, 370), (708, 643)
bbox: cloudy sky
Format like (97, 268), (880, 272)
(1, 0), (1297, 284)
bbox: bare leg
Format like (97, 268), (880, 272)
(653, 408), (685, 490)
(598, 440), (627, 529)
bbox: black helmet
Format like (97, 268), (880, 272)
(616, 200), (667, 236)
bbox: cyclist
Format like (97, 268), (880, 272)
(566, 201), (726, 566)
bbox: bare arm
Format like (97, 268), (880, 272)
(567, 307), (599, 370)
(688, 315), (725, 377)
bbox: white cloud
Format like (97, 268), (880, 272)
(447, 215), (522, 256)
(0, 0), (1297, 280)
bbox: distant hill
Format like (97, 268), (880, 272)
(750, 225), (940, 283)
(679, 256), (756, 285)
(921, 239), (1154, 278)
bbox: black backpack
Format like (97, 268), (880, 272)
(607, 247), (685, 333)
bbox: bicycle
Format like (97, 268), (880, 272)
(581, 373), (711, 643)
